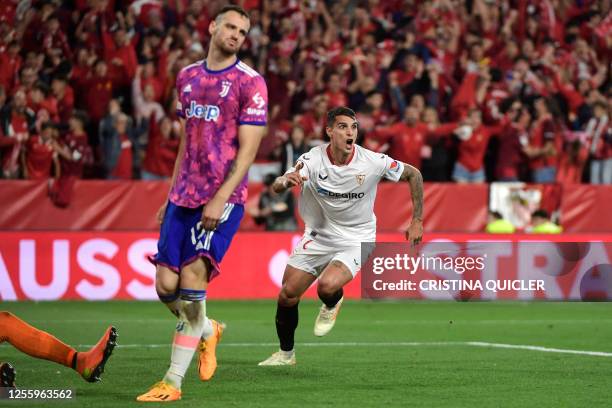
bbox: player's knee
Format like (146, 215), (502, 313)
(278, 287), (300, 307)
(155, 279), (177, 298)
(317, 278), (341, 298)
(156, 266), (179, 298)
(181, 260), (209, 286)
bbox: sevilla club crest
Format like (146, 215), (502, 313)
(356, 174), (365, 185)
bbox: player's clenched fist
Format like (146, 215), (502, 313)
(201, 195), (227, 231)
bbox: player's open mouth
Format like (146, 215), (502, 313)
(346, 139), (354, 148)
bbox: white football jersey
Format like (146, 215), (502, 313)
(286, 143), (405, 247)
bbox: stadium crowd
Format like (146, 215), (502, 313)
(0, 0), (610, 197)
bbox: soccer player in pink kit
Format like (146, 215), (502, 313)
(137, 5), (267, 402)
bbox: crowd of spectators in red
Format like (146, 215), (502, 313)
(0, 0), (610, 196)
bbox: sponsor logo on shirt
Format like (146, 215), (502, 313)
(183, 84), (192, 93)
(246, 107), (266, 116)
(185, 101), (220, 121)
(390, 160), (400, 172)
(316, 186), (365, 200)
(252, 92), (266, 109)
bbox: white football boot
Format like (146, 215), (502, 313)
(258, 350), (296, 366)
(313, 297), (344, 336)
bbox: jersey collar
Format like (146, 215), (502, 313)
(326, 144), (355, 166)
(203, 58), (239, 74)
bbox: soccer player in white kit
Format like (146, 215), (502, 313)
(259, 107), (424, 366)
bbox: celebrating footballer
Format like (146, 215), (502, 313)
(259, 107), (423, 366)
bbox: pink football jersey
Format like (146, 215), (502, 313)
(169, 59), (268, 208)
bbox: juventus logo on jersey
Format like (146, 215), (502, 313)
(356, 174), (365, 185)
(219, 81), (231, 97)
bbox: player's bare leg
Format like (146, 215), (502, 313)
(259, 265), (316, 366)
(155, 265), (181, 316)
(314, 260), (353, 336)
(138, 261), (214, 402)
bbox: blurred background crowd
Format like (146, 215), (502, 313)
(0, 0), (610, 194)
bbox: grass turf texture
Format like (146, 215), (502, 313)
(1, 301), (611, 407)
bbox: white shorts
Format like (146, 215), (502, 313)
(287, 235), (365, 277)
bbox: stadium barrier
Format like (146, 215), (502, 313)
(1, 232), (610, 301)
(1, 181), (611, 232)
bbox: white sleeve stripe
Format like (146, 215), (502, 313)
(237, 61), (260, 77)
(236, 64), (257, 78)
(184, 60), (204, 71)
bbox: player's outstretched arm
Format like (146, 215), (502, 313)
(400, 163), (424, 245)
(272, 162), (307, 193)
(201, 124), (266, 230)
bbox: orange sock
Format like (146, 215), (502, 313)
(0, 311), (76, 368)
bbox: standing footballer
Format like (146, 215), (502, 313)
(259, 107), (423, 366)
(137, 5), (268, 402)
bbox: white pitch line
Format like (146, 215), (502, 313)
(466, 342), (612, 357)
(61, 341), (612, 358)
(373, 319), (612, 325)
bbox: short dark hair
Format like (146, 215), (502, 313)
(326, 107), (357, 127)
(32, 81), (49, 95)
(490, 211), (503, 220)
(215, 5), (249, 21)
(71, 110), (89, 127)
(41, 121), (57, 131)
(593, 100), (607, 111)
(52, 75), (68, 84)
(532, 209), (549, 219)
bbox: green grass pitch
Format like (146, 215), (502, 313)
(1, 300), (611, 407)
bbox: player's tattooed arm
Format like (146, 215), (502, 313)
(273, 162), (308, 193)
(400, 163), (424, 245)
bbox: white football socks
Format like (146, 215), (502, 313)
(163, 290), (207, 389)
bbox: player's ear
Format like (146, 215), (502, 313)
(325, 126), (332, 139)
(209, 20), (216, 36)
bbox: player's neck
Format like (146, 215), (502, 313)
(327, 144), (354, 166)
(206, 48), (238, 72)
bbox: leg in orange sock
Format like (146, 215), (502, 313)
(0, 312), (117, 383)
(0, 311), (75, 368)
